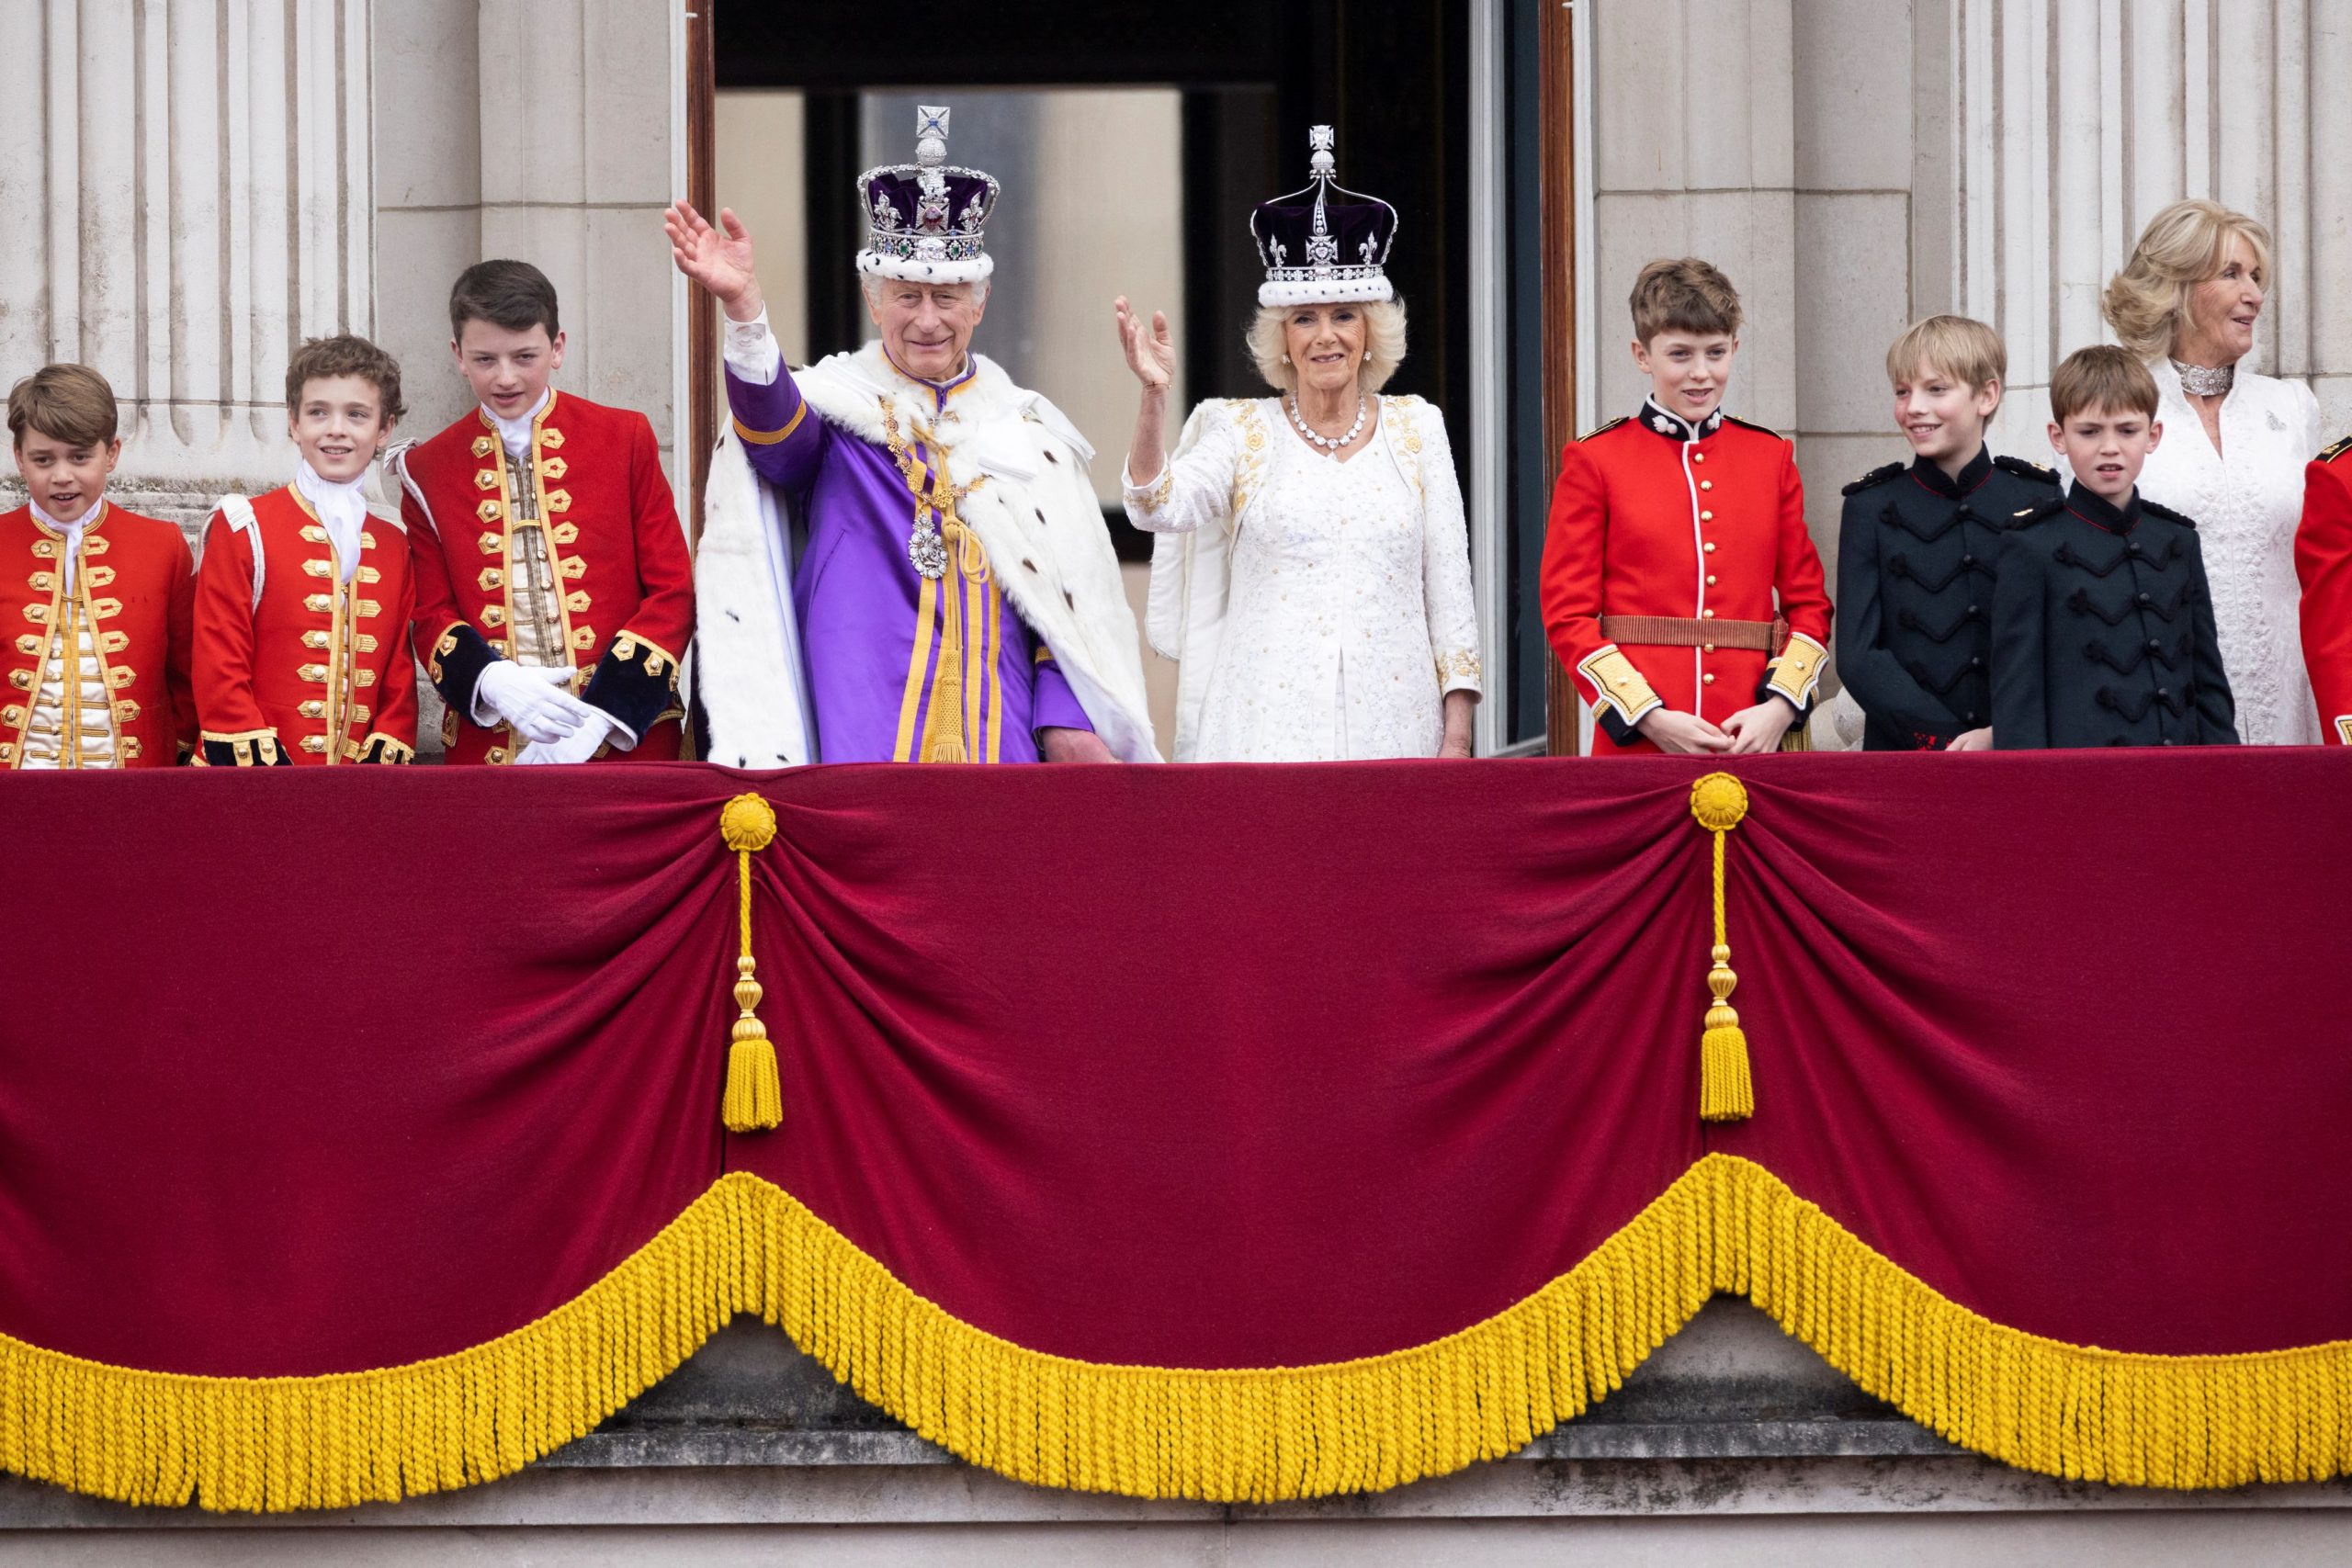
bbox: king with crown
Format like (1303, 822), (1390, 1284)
(669, 107), (1157, 765)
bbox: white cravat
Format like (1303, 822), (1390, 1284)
(28, 495), (96, 593)
(487, 389), (553, 460)
(293, 459), (369, 584)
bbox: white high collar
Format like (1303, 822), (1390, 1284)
(486, 390), (552, 460)
(293, 459), (369, 584)
(28, 495), (101, 593)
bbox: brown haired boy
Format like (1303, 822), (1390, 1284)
(385, 259), (694, 765)
(1, 365), (196, 767)
(1540, 257), (1832, 755)
(1837, 315), (2058, 750)
(1989, 345), (2235, 747)
(193, 334), (417, 764)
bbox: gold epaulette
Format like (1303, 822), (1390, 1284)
(1577, 415), (1629, 442)
(2322, 433), (2352, 465)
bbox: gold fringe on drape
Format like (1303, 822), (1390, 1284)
(0, 1178), (759, 1512)
(3, 1159), (2346, 1512)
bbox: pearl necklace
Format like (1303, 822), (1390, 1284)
(1287, 394), (1366, 453)
(2171, 358), (2235, 399)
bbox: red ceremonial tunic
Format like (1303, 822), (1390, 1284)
(192, 486), (418, 765)
(390, 392), (694, 764)
(0, 502), (195, 768)
(2296, 436), (2352, 743)
(1540, 401), (1833, 755)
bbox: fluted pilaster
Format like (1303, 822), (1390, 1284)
(0, 0), (373, 502)
(1939, 0), (2337, 450)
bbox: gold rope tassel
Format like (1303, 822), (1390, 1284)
(1689, 773), (1755, 1122)
(719, 793), (783, 1133)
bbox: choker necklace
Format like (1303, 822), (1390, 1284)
(1288, 394), (1366, 453)
(2171, 359), (2234, 399)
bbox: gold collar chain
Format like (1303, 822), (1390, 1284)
(881, 402), (987, 581)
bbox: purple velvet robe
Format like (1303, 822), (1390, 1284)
(725, 360), (1092, 763)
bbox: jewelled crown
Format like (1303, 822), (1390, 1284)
(856, 105), (1000, 287)
(1250, 126), (1398, 307)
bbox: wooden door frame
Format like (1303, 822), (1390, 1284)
(1539, 0), (1578, 755)
(684, 0), (718, 542)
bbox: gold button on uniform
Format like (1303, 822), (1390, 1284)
(1702, 673), (1716, 685)
(1703, 542), (1716, 553)
(1706, 574), (1718, 585)
(1700, 479), (1713, 491)
(1701, 608), (1715, 619)
(1701, 510), (1713, 521)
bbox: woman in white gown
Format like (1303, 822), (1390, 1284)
(2102, 199), (2322, 745)
(1114, 127), (1481, 762)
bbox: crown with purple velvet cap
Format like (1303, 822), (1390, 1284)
(1250, 125), (1398, 308)
(855, 105), (1000, 287)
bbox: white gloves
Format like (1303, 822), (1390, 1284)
(514, 709), (621, 766)
(472, 661), (598, 746)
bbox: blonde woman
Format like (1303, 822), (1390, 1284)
(1114, 127), (1480, 761)
(2102, 199), (2322, 744)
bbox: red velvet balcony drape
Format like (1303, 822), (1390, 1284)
(0, 751), (2344, 1510)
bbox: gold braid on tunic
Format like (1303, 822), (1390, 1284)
(20, 529), (119, 769)
(501, 445), (571, 677)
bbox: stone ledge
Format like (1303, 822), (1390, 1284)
(8, 1301), (2340, 1530)
(540, 1417), (1959, 1472)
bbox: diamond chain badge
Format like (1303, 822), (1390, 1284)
(909, 522), (949, 580)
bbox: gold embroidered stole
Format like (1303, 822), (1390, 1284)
(882, 406), (996, 763)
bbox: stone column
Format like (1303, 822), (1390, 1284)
(0, 0), (374, 526)
(375, 0), (686, 478)
(1790, 0), (1920, 583)
(474, 0), (685, 485)
(1587, 0), (1800, 437)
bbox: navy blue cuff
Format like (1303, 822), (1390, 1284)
(582, 635), (682, 739)
(200, 732), (292, 767)
(1596, 706), (1642, 747)
(426, 623), (499, 718)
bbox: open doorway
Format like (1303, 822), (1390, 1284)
(683, 0), (1570, 755)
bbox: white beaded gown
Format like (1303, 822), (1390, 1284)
(2133, 358), (2323, 745)
(1125, 396), (1482, 761)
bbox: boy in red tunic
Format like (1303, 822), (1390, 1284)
(193, 335), (417, 765)
(1540, 258), (1832, 755)
(2, 364), (195, 767)
(387, 261), (694, 765)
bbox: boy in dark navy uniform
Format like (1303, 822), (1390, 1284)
(1990, 346), (2237, 749)
(1837, 315), (2057, 750)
